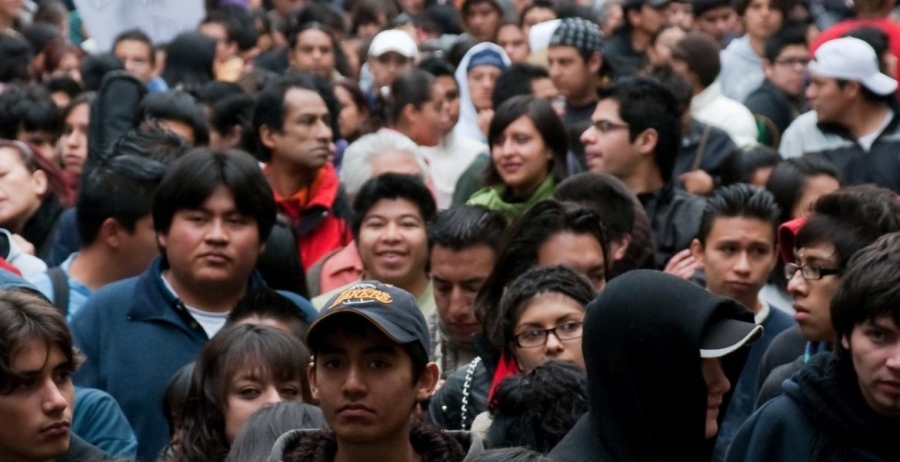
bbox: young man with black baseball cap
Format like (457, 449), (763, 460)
(270, 281), (484, 461)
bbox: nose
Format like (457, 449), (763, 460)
(734, 252), (751, 274)
(261, 385), (283, 406)
(316, 118), (332, 141)
(580, 125), (596, 145)
(380, 221), (402, 242)
(42, 382), (69, 415)
(786, 267), (807, 296)
(805, 84), (816, 102)
(341, 364), (367, 398)
(205, 219), (229, 243)
(447, 287), (472, 321)
(544, 330), (565, 357)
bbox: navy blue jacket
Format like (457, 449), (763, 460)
(71, 258), (316, 462)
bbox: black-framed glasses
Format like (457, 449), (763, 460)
(784, 262), (842, 281)
(592, 120), (630, 134)
(514, 321), (584, 348)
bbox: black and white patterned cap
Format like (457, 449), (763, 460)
(549, 17), (604, 57)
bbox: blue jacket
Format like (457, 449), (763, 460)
(71, 258), (315, 462)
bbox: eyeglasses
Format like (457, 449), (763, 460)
(592, 120), (630, 134)
(784, 262), (842, 281)
(514, 321), (584, 348)
(774, 57), (810, 68)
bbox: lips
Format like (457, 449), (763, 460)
(793, 304), (810, 322)
(726, 281), (751, 293)
(40, 421), (70, 436)
(201, 251), (230, 264)
(338, 403), (376, 417)
(877, 379), (900, 395)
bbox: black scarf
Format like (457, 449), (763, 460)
(20, 196), (63, 260)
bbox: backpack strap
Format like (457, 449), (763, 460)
(47, 267), (70, 317)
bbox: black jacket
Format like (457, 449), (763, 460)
(428, 336), (497, 430)
(673, 119), (737, 187)
(638, 185), (706, 269)
(743, 80), (805, 148)
(603, 29), (647, 79)
(551, 270), (753, 462)
(59, 434), (113, 462)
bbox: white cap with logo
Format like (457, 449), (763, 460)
(809, 36), (898, 96)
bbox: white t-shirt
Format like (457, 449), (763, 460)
(857, 109), (894, 152)
(162, 273), (229, 338)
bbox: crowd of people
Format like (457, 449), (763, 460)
(1, 0), (900, 460)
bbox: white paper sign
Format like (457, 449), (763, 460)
(74, 0), (205, 52)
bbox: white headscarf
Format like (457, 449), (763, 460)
(454, 42), (512, 143)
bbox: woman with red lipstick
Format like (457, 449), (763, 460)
(467, 95), (568, 221)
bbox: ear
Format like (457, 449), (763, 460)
(225, 125), (244, 149)
(401, 103), (418, 123)
(100, 218), (125, 250)
(635, 127), (659, 156)
(587, 52), (602, 75)
(157, 229), (168, 252)
(612, 234), (631, 261)
(307, 361), (320, 401)
(690, 238), (705, 269)
(259, 124), (278, 151)
(762, 59), (775, 79)
(30, 169), (48, 197)
(845, 80), (862, 98)
(840, 334), (850, 351)
(415, 362), (441, 401)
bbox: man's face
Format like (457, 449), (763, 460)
(496, 24), (530, 64)
(198, 21), (236, 64)
(431, 244), (496, 344)
(310, 323), (436, 444)
(691, 216), (777, 311)
(467, 64), (502, 111)
(581, 98), (639, 178)
(843, 316), (900, 418)
(117, 215), (160, 278)
(630, 4), (669, 35)
(787, 243), (841, 342)
(113, 39), (155, 82)
(0, 0), (22, 23)
(465, 1), (501, 42)
(157, 186), (263, 289)
(694, 6), (738, 42)
(764, 44), (809, 98)
(357, 198), (429, 289)
(537, 231), (607, 292)
(289, 29), (335, 81)
(547, 46), (595, 103)
(806, 74), (854, 125)
(435, 75), (461, 131)
(742, 0), (783, 40)
(263, 88), (333, 170)
(0, 341), (74, 462)
(531, 77), (559, 102)
(666, 2), (694, 30)
(368, 52), (413, 91)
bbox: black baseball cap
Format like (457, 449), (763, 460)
(308, 281), (431, 354)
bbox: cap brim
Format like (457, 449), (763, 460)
(307, 308), (417, 349)
(861, 72), (899, 96)
(369, 47), (416, 58)
(700, 319), (763, 358)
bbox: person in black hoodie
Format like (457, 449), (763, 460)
(550, 270), (761, 461)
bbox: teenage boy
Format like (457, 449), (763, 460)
(270, 281), (483, 461)
(779, 37), (900, 192)
(689, 184), (794, 461)
(461, 0), (503, 42)
(253, 74), (352, 270)
(428, 205), (506, 377)
(548, 18), (605, 142)
(28, 155), (165, 320)
(112, 29), (166, 92)
(719, 0), (789, 102)
(604, 0), (671, 77)
(727, 232), (900, 461)
(692, 0), (740, 45)
(580, 77), (705, 270)
(71, 150), (315, 462)
(365, 29), (417, 105)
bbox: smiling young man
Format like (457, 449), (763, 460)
(70, 150), (315, 462)
(272, 281), (483, 461)
(689, 184), (794, 461)
(727, 232), (900, 461)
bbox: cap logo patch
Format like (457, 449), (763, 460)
(329, 286), (393, 308)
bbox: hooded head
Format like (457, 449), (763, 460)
(556, 270), (756, 461)
(453, 42), (511, 142)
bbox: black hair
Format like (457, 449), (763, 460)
(835, 78), (896, 104)
(765, 154), (842, 226)
(45, 76), (84, 101)
(421, 4), (465, 36)
(162, 362), (194, 437)
(110, 128), (189, 164)
(76, 155), (166, 247)
(764, 26), (808, 63)
(217, 5), (259, 52)
(201, 11), (242, 44)
(488, 360), (589, 454)
(477, 201), (608, 353)
(831, 232), (900, 354)
(492, 63), (551, 109)
(720, 144), (782, 186)
(252, 73), (340, 162)
(350, 0), (396, 35)
(0, 85), (61, 140)
(225, 402), (326, 462)
(498, 266), (595, 357)
(390, 69), (437, 125)
(287, 21), (350, 77)
(226, 287), (311, 344)
(350, 173), (437, 241)
(649, 65), (693, 117)
(417, 56), (456, 80)
(520, 0), (556, 27)
(193, 82), (256, 153)
(113, 29), (156, 64)
(0, 34), (33, 84)
(554, 173), (635, 242)
(696, 184), (780, 246)
(447, 36), (478, 69)
(152, 149), (277, 241)
(161, 32), (217, 89)
(134, 90), (210, 146)
(79, 53), (125, 92)
(692, 0), (734, 18)
(485, 95), (568, 188)
(293, 4), (347, 38)
(596, 77), (681, 182)
(795, 185), (900, 270)
(468, 448), (557, 462)
(429, 205), (507, 253)
(61, 92), (95, 130)
(735, 0), (790, 17)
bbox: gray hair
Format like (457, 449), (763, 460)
(339, 131), (430, 197)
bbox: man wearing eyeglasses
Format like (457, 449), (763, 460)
(755, 185), (900, 407)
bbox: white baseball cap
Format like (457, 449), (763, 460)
(368, 29), (419, 59)
(808, 36), (898, 96)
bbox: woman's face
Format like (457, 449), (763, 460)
(791, 174), (840, 219)
(334, 85), (364, 141)
(59, 103), (89, 175)
(512, 291), (586, 371)
(0, 147), (47, 233)
(702, 358), (731, 439)
(407, 82), (447, 147)
(223, 367), (304, 443)
(491, 115), (553, 196)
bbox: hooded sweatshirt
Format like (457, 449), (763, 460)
(719, 36), (765, 103)
(454, 43), (512, 143)
(550, 270), (754, 462)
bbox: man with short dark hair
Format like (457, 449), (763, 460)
(198, 12), (243, 82)
(692, 0), (740, 45)
(134, 91), (210, 146)
(71, 150), (315, 461)
(112, 29), (167, 93)
(428, 205), (506, 377)
(689, 184), (794, 461)
(604, 0), (671, 77)
(779, 37), (900, 192)
(727, 231), (900, 462)
(461, 0), (503, 42)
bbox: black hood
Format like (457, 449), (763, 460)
(554, 270), (754, 462)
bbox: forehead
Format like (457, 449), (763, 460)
(776, 44), (808, 58)
(497, 24), (524, 37)
(297, 29), (331, 45)
(795, 242), (837, 262)
(284, 88), (328, 113)
(592, 98), (623, 122)
(364, 198), (423, 219)
(114, 39), (151, 57)
(698, 6), (735, 18)
(707, 216), (775, 243)
(317, 317), (402, 351)
(547, 45), (582, 59)
(468, 65), (502, 77)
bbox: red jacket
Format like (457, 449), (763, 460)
(272, 163), (352, 270)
